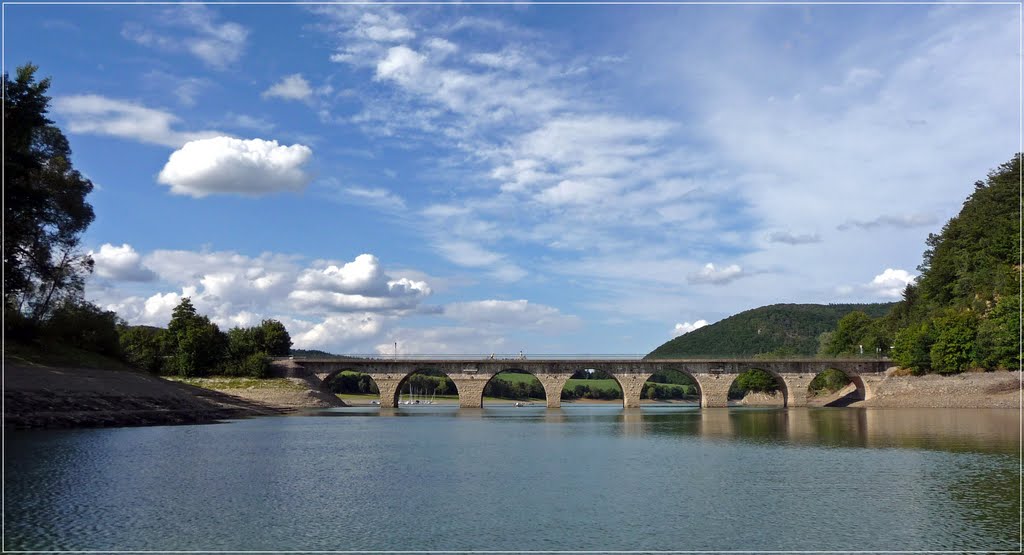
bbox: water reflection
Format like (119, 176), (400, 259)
(318, 405), (1019, 454)
(5, 406), (1019, 551)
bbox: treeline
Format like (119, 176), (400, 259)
(819, 155), (1020, 374)
(119, 298), (292, 378)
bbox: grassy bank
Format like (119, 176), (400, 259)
(166, 376), (307, 391)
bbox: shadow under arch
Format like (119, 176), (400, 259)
(643, 367), (702, 404)
(393, 368), (461, 406)
(560, 367), (625, 407)
(726, 367), (789, 407)
(809, 367), (868, 407)
(480, 368), (546, 406)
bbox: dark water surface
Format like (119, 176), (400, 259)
(4, 406), (1020, 551)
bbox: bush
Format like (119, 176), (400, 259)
(231, 352), (270, 378)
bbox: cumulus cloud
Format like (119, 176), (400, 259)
(89, 243), (156, 281)
(688, 263), (744, 285)
(865, 268), (916, 298)
(837, 213), (939, 231)
(52, 95), (221, 148)
(672, 320), (709, 337)
(291, 314), (385, 350)
(290, 254), (431, 313)
(766, 231), (822, 245)
(263, 74), (314, 101)
(157, 137), (313, 197)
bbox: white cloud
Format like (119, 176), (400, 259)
(374, 326), (508, 356)
(122, 6), (247, 69)
(375, 45), (427, 85)
(263, 74), (314, 102)
(52, 95), (221, 148)
(672, 320), (709, 337)
(292, 314), (384, 350)
(865, 268), (916, 298)
(688, 263), (744, 285)
(89, 243), (156, 281)
(157, 137), (313, 197)
(290, 254), (431, 313)
(424, 37), (457, 56)
(434, 240), (527, 282)
(335, 186), (406, 211)
(87, 247), (440, 352)
(444, 300), (580, 330)
(837, 213), (939, 231)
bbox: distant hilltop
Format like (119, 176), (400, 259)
(645, 303), (895, 359)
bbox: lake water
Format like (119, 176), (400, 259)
(4, 406), (1020, 552)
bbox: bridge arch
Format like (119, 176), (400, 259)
(727, 367), (789, 407)
(320, 368), (383, 405)
(480, 369), (546, 406)
(807, 367), (869, 406)
(560, 368), (626, 407)
(641, 367), (702, 405)
(394, 368), (461, 406)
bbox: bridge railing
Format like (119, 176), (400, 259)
(281, 354), (892, 362)
(284, 353), (648, 361)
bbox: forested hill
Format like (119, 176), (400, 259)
(645, 303), (895, 359)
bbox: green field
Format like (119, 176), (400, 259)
(563, 378), (622, 393)
(491, 372), (542, 385)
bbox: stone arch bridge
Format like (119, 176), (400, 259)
(290, 358), (891, 409)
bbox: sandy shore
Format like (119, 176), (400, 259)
(4, 361), (287, 429)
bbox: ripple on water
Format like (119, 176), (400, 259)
(4, 406), (1019, 551)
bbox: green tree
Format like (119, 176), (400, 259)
(119, 325), (168, 373)
(4, 64), (95, 321)
(975, 293), (1020, 370)
(824, 311), (874, 355)
(892, 322), (934, 373)
(928, 310), (979, 374)
(165, 298), (226, 377)
(257, 319), (292, 356)
(732, 369), (779, 394)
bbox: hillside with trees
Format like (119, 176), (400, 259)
(820, 155), (1020, 373)
(646, 303), (894, 359)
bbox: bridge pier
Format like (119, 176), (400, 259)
(376, 379), (404, 408)
(693, 373), (732, 407)
(451, 377), (488, 408)
(535, 374), (572, 408)
(613, 372), (651, 408)
(780, 374), (815, 407)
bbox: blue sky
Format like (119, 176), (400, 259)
(4, 2), (1019, 355)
